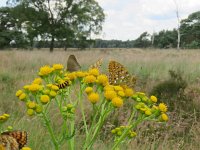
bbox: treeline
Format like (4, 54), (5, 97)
(0, 0), (200, 50)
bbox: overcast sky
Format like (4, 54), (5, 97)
(1, 0), (200, 40)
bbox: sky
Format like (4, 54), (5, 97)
(1, 0), (200, 40)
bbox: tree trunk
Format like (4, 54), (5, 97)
(177, 28), (180, 50)
(50, 35), (54, 52)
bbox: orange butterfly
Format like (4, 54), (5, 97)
(89, 58), (103, 70)
(108, 61), (136, 88)
(0, 131), (27, 150)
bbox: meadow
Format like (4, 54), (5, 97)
(0, 48), (200, 150)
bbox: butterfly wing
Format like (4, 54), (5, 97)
(67, 55), (81, 72)
(89, 58), (103, 70)
(1, 131), (27, 149)
(108, 61), (136, 88)
(0, 135), (19, 150)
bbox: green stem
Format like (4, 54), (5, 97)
(80, 85), (88, 135)
(111, 118), (143, 150)
(42, 112), (59, 150)
(86, 104), (111, 149)
(69, 119), (75, 150)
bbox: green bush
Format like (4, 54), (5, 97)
(150, 70), (188, 111)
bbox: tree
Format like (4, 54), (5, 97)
(7, 0), (105, 52)
(153, 30), (177, 48)
(180, 11), (200, 48)
(0, 7), (27, 49)
(134, 32), (151, 48)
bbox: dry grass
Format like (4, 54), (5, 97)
(1, 48), (200, 149)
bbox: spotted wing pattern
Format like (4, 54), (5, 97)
(108, 61), (136, 88)
(0, 131), (27, 149)
(67, 55), (81, 72)
(89, 58), (103, 70)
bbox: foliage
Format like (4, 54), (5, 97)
(180, 11), (200, 48)
(134, 32), (151, 48)
(0, 7), (28, 49)
(150, 70), (190, 112)
(153, 29), (177, 48)
(6, 0), (105, 52)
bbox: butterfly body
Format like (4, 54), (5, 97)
(0, 131), (27, 150)
(108, 61), (136, 88)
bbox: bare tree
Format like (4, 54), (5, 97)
(173, 0), (181, 50)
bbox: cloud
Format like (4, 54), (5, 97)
(96, 0), (200, 40)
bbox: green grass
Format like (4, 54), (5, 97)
(0, 48), (200, 149)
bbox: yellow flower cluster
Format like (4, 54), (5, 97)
(26, 100), (43, 116)
(28, 83), (42, 92)
(0, 114), (10, 122)
(16, 90), (27, 101)
(103, 85), (134, 108)
(39, 65), (53, 76)
(32, 78), (42, 84)
(133, 93), (169, 122)
(44, 84), (58, 97)
(111, 126), (136, 138)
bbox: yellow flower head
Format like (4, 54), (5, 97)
(32, 78), (42, 85)
(129, 131), (137, 138)
(0, 114), (10, 122)
(76, 71), (86, 78)
(85, 87), (93, 94)
(53, 64), (64, 70)
(19, 93), (26, 101)
(43, 89), (50, 95)
(150, 95), (157, 103)
(124, 88), (134, 97)
(114, 86), (123, 91)
(23, 85), (30, 90)
(118, 91), (125, 97)
(46, 84), (53, 88)
(51, 85), (59, 91)
(27, 101), (36, 109)
(88, 92), (99, 104)
(158, 103), (168, 112)
(16, 90), (23, 97)
(35, 105), (43, 113)
(145, 109), (152, 116)
(104, 90), (117, 100)
(66, 72), (77, 80)
(161, 113), (169, 121)
(22, 147), (32, 150)
(137, 92), (146, 98)
(49, 91), (57, 97)
(84, 75), (96, 83)
(27, 109), (34, 116)
(3, 114), (10, 119)
(29, 84), (41, 92)
(89, 68), (99, 76)
(112, 97), (123, 107)
(39, 65), (53, 76)
(40, 95), (50, 104)
(97, 74), (108, 85)
(104, 85), (114, 91)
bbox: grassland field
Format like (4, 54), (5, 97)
(0, 48), (200, 150)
